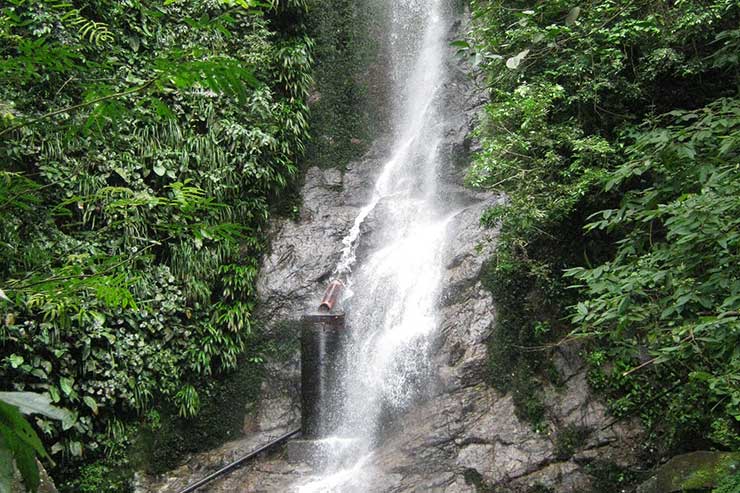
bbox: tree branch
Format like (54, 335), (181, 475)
(0, 79), (157, 138)
(6, 238), (166, 292)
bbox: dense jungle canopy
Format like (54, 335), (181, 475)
(0, 0), (738, 492)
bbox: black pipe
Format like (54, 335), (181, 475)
(301, 313), (344, 438)
(177, 428), (301, 493)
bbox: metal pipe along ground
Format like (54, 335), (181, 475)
(177, 428), (301, 493)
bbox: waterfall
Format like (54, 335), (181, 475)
(297, 1), (455, 490)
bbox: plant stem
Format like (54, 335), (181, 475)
(7, 238), (168, 292)
(0, 79), (157, 138)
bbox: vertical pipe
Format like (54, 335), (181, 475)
(301, 313), (344, 439)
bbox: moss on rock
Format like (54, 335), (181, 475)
(304, 0), (390, 170)
(554, 424), (590, 460)
(135, 359), (264, 474)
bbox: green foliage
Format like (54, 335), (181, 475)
(481, 255), (554, 430)
(468, 0), (740, 455)
(0, 0), (312, 489)
(584, 461), (640, 493)
(174, 385), (200, 418)
(0, 400), (47, 493)
(567, 99), (740, 445)
(135, 354), (263, 474)
(0, 393), (70, 493)
(47, 1), (115, 46)
(57, 419), (135, 493)
(713, 467), (740, 493)
(76, 463), (128, 493)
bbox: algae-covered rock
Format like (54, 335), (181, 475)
(636, 451), (740, 493)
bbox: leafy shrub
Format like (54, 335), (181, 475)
(567, 99), (740, 448)
(0, 0), (312, 487)
(584, 461), (640, 493)
(713, 467), (740, 493)
(74, 460), (132, 493)
(467, 0), (740, 454)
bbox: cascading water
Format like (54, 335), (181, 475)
(298, 1), (456, 490)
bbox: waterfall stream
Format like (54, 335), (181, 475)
(297, 1), (456, 490)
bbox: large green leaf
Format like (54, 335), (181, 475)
(0, 401), (47, 459)
(58, 378), (73, 397)
(13, 445), (39, 493)
(0, 393), (72, 422)
(82, 396), (98, 415)
(0, 436), (14, 493)
(0, 401), (46, 493)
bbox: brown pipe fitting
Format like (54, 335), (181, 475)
(318, 280), (345, 313)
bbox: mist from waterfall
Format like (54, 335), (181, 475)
(297, 1), (455, 490)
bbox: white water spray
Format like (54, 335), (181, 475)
(298, 1), (455, 490)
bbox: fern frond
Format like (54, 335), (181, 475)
(49, 1), (114, 45)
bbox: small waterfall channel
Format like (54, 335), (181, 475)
(296, 1), (458, 490)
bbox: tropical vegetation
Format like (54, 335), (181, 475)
(3, 0), (740, 491)
(465, 0), (740, 482)
(1, 0), (312, 490)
